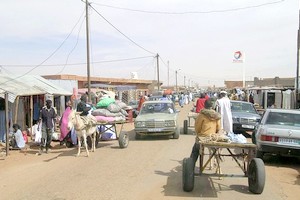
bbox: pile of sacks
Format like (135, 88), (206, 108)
(92, 97), (129, 123)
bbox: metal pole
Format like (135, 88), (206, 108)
(167, 61), (169, 87)
(85, 0), (91, 102)
(5, 93), (9, 156)
(175, 70), (178, 92)
(156, 54), (160, 91)
(296, 8), (300, 108)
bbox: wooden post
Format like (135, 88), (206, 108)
(30, 95), (33, 128)
(5, 93), (9, 156)
(14, 96), (19, 124)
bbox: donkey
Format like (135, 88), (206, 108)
(67, 110), (97, 157)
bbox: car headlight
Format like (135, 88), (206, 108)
(232, 117), (239, 123)
(164, 120), (175, 127)
(135, 121), (146, 128)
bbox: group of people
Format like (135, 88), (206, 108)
(190, 91), (233, 165)
(9, 93), (93, 154)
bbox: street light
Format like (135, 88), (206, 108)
(175, 69), (181, 92)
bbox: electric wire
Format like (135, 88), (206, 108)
(1, 56), (154, 67)
(0, 8), (86, 85)
(92, 0), (285, 15)
(90, 4), (156, 55)
(56, 13), (86, 75)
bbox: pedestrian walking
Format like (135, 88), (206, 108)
(39, 99), (57, 154)
(216, 91), (233, 133)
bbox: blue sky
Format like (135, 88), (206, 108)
(0, 0), (298, 87)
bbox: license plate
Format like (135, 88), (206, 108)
(278, 138), (300, 145)
(242, 124), (254, 129)
(148, 128), (162, 132)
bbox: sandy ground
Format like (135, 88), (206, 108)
(0, 102), (299, 200)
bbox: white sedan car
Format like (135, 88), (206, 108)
(252, 108), (300, 159)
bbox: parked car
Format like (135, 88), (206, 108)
(252, 108), (300, 159)
(134, 100), (180, 139)
(231, 100), (261, 135)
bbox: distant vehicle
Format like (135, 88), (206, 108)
(134, 100), (180, 139)
(148, 96), (171, 101)
(252, 108), (300, 159)
(231, 100), (261, 135)
(128, 100), (139, 118)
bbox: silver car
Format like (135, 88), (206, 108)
(134, 100), (180, 139)
(231, 100), (261, 135)
(252, 108), (300, 159)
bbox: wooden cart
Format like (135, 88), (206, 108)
(182, 141), (265, 194)
(94, 120), (129, 149)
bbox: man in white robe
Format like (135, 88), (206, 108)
(216, 91), (233, 133)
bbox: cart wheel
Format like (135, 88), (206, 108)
(66, 141), (74, 148)
(248, 158), (265, 194)
(86, 136), (92, 149)
(119, 132), (129, 148)
(182, 157), (194, 192)
(95, 132), (100, 148)
(173, 126), (180, 139)
(183, 120), (188, 134)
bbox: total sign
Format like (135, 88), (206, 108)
(233, 51), (244, 63)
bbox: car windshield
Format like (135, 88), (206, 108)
(140, 103), (175, 114)
(231, 102), (257, 114)
(265, 112), (300, 127)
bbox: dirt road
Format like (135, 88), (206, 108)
(0, 103), (299, 200)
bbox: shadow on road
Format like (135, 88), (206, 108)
(154, 159), (252, 198)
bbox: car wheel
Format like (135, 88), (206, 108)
(118, 132), (129, 148)
(173, 126), (180, 139)
(248, 158), (265, 194)
(182, 157), (194, 192)
(135, 132), (142, 140)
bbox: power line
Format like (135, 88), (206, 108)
(1, 56), (154, 67)
(0, 8), (86, 85)
(89, 4), (156, 55)
(92, 0), (285, 15)
(56, 12), (86, 75)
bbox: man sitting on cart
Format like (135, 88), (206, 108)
(190, 99), (221, 166)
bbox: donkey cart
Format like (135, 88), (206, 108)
(85, 120), (129, 149)
(182, 141), (265, 194)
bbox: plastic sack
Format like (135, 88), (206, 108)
(107, 103), (122, 113)
(96, 98), (115, 108)
(227, 132), (247, 143)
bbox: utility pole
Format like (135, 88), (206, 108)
(184, 76), (186, 88)
(167, 61), (170, 87)
(85, 0), (91, 102)
(296, 8), (300, 108)
(156, 54), (160, 91)
(175, 70), (178, 92)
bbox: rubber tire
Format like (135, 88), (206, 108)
(66, 141), (74, 148)
(86, 136), (92, 150)
(135, 132), (142, 140)
(173, 126), (180, 139)
(252, 132), (256, 144)
(248, 158), (265, 194)
(182, 157), (195, 192)
(119, 132), (129, 148)
(183, 120), (188, 134)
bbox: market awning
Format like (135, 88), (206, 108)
(0, 74), (72, 102)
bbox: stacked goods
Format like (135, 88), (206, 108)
(92, 98), (129, 123)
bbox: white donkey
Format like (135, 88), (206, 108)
(67, 109), (97, 157)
